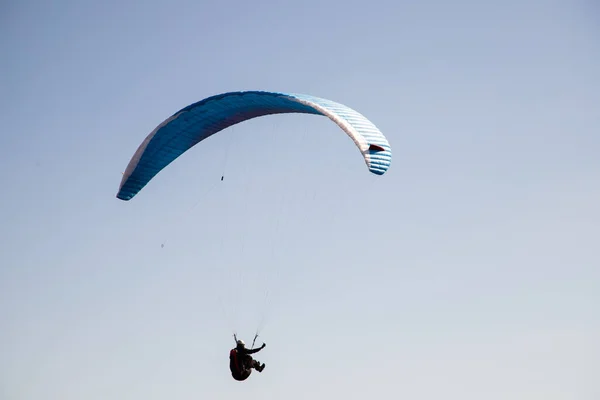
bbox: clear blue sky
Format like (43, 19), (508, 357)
(1, 0), (598, 399)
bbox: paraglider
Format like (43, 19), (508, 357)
(115, 90), (392, 381)
(116, 90), (392, 201)
(229, 337), (267, 381)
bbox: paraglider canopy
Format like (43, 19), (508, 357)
(116, 90), (392, 201)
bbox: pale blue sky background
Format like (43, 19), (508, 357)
(1, 0), (599, 399)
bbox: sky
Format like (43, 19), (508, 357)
(1, 0), (599, 399)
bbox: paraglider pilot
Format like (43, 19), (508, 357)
(229, 338), (266, 381)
